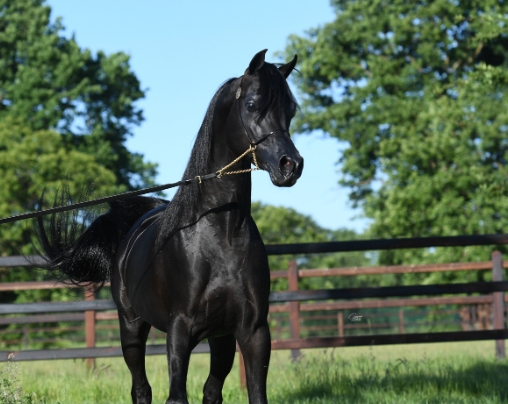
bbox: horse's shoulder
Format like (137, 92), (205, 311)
(116, 204), (167, 261)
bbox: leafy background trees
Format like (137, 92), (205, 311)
(284, 0), (508, 282)
(5, 0), (508, 305)
(0, 0), (158, 302)
(252, 202), (370, 291)
(0, 0), (158, 254)
(0, 0), (157, 191)
(0, 0), (368, 307)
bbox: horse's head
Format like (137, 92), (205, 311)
(224, 49), (304, 187)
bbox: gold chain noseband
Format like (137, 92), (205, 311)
(216, 144), (260, 178)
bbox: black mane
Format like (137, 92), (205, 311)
(256, 63), (298, 122)
(156, 78), (235, 244)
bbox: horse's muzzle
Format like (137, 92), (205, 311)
(277, 155), (304, 186)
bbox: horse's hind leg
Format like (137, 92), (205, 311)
(119, 313), (152, 404)
(202, 334), (236, 404)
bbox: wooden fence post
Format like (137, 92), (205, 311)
(288, 260), (301, 361)
(275, 316), (281, 340)
(337, 311), (344, 337)
(471, 305), (478, 330)
(84, 288), (96, 369)
(398, 309), (405, 334)
(492, 251), (505, 359)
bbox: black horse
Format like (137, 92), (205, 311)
(36, 49), (303, 404)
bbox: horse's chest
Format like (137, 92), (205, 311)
(192, 274), (269, 334)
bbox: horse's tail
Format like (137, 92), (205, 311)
(35, 192), (167, 289)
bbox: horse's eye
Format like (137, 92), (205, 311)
(246, 101), (256, 112)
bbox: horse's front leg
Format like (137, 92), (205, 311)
(236, 324), (271, 404)
(202, 334), (236, 404)
(166, 316), (194, 404)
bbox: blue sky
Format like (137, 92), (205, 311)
(46, 0), (370, 232)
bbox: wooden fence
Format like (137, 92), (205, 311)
(1, 234), (508, 388)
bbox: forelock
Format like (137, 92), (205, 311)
(254, 63), (297, 121)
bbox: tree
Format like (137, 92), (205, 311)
(0, 0), (157, 304)
(0, 118), (118, 254)
(252, 202), (370, 290)
(0, 0), (158, 253)
(0, 0), (157, 190)
(0, 117), (122, 305)
(284, 0), (508, 269)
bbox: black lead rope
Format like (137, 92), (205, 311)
(0, 172), (218, 225)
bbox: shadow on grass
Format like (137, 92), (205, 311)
(269, 353), (508, 404)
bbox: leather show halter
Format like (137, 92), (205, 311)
(216, 77), (290, 178)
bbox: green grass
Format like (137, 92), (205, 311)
(4, 341), (508, 403)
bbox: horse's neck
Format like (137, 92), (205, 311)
(198, 137), (252, 229)
(194, 87), (253, 231)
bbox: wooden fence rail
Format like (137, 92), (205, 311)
(264, 234), (508, 255)
(2, 281), (507, 315)
(0, 311), (472, 349)
(1, 235), (508, 388)
(0, 304), (495, 343)
(1, 254), (506, 355)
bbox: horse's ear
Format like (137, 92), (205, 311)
(247, 49), (268, 75)
(278, 55), (298, 79)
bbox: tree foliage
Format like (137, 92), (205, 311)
(0, 118), (118, 256)
(0, 0), (158, 254)
(0, 0), (157, 303)
(252, 202), (370, 290)
(285, 0), (508, 267)
(0, 0), (157, 190)
(0, 118), (121, 303)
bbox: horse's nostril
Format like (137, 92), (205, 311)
(279, 156), (294, 175)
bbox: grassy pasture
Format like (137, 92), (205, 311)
(3, 341), (508, 403)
